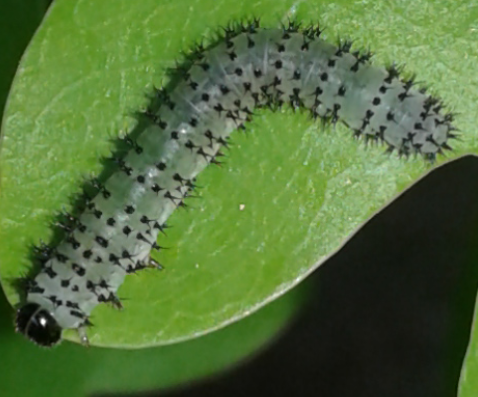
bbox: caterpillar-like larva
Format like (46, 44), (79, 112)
(15, 19), (456, 347)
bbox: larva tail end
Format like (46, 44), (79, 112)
(15, 303), (62, 347)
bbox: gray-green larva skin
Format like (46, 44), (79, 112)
(18, 23), (455, 345)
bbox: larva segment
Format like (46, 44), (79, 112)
(16, 19), (456, 347)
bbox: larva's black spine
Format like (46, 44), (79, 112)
(15, 18), (457, 347)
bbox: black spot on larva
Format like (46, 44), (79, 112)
(336, 40), (352, 55)
(235, 67), (243, 76)
(247, 36), (255, 48)
(136, 232), (148, 242)
(197, 147), (212, 161)
(86, 280), (95, 291)
(288, 92), (300, 109)
(44, 267), (57, 279)
(151, 241), (162, 252)
(379, 85), (389, 94)
(202, 93), (210, 101)
(151, 183), (163, 193)
(98, 294), (107, 303)
(72, 263), (85, 277)
(173, 173), (187, 184)
(95, 235), (109, 248)
(123, 226), (132, 236)
(83, 249), (92, 259)
(386, 111), (395, 121)
(414, 122), (423, 130)
(220, 84), (230, 95)
(320, 72), (328, 81)
(125, 264), (136, 274)
(66, 236), (80, 250)
(32, 243), (52, 263)
(277, 43), (285, 52)
(124, 136), (144, 153)
(331, 103), (341, 123)
(213, 103), (224, 113)
(350, 61), (362, 72)
(72, 285), (79, 292)
(55, 253), (68, 263)
(122, 249), (133, 260)
(189, 81), (198, 90)
(95, 256), (102, 263)
(69, 310), (85, 319)
(155, 88), (175, 110)
(101, 189), (111, 199)
(293, 70), (301, 80)
(228, 51), (237, 61)
(384, 65), (401, 83)
(189, 118), (198, 127)
(118, 160), (133, 176)
(171, 131), (179, 139)
(275, 60), (283, 69)
(156, 162), (167, 171)
(109, 253), (120, 265)
(26, 280), (44, 294)
(413, 142), (423, 152)
(254, 69), (262, 78)
(99, 279), (109, 289)
(137, 175), (145, 183)
(47, 295), (58, 304)
(398, 91), (411, 101)
(106, 217), (115, 226)
(66, 301), (80, 309)
(185, 140), (196, 150)
(328, 59), (336, 67)
(61, 279), (70, 288)
(125, 205), (135, 215)
(360, 119), (370, 130)
(338, 86), (346, 96)
(372, 97), (381, 105)
(154, 222), (167, 232)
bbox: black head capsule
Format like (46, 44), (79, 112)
(15, 303), (62, 347)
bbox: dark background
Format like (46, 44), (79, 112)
(1, 1), (477, 396)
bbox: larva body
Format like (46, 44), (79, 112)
(15, 21), (455, 347)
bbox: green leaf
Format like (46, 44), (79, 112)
(0, 0), (474, 352)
